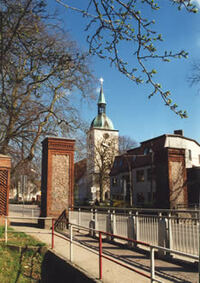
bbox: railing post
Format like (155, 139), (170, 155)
(112, 210), (116, 236)
(150, 247), (155, 283)
(167, 213), (172, 252)
(89, 209), (95, 237)
(135, 211), (139, 246)
(91, 208), (93, 221)
(70, 224), (73, 262)
(99, 232), (102, 280)
(128, 211), (134, 247)
(106, 210), (111, 241)
(95, 209), (98, 232)
(158, 212), (165, 257)
(51, 218), (54, 249)
(78, 208), (81, 231)
(5, 217), (8, 244)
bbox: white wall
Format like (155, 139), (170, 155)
(165, 136), (200, 168)
(87, 128), (119, 200)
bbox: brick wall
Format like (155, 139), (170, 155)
(0, 155), (11, 216)
(41, 138), (75, 219)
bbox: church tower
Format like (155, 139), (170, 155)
(87, 79), (119, 202)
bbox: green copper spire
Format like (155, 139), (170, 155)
(98, 78), (106, 105)
(98, 78), (106, 115)
(90, 78), (115, 130)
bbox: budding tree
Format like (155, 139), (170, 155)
(57, 0), (198, 118)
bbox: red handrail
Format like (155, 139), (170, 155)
(99, 232), (102, 279)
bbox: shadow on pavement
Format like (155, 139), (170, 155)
(68, 231), (197, 283)
(41, 250), (97, 283)
(10, 221), (40, 228)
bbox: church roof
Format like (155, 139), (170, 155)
(90, 113), (114, 130)
(90, 79), (115, 130)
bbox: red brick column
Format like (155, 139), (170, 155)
(40, 138), (75, 221)
(168, 148), (187, 209)
(0, 154), (11, 218)
(155, 148), (187, 209)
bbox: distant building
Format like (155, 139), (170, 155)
(110, 130), (200, 208)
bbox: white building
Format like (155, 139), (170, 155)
(75, 79), (119, 203)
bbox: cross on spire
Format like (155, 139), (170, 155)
(99, 77), (104, 87)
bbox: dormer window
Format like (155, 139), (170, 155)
(144, 147), (150, 155)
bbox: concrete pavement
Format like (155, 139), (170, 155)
(8, 218), (198, 283)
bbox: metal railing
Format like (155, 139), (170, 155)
(56, 221), (198, 283)
(1, 216), (199, 283)
(69, 208), (200, 257)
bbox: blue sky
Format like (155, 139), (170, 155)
(49, 0), (200, 145)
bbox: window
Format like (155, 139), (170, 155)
(119, 159), (123, 167)
(148, 192), (156, 201)
(144, 147), (150, 155)
(147, 168), (152, 181)
(137, 192), (144, 203)
(113, 160), (118, 168)
(112, 177), (117, 186)
(188, 150), (192, 161)
(136, 170), (145, 182)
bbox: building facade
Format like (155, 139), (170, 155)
(110, 130), (200, 208)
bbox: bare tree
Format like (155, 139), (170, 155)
(188, 60), (200, 88)
(88, 136), (118, 202)
(56, 0), (198, 118)
(0, 0), (94, 171)
(119, 135), (138, 155)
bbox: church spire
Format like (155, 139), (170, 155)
(90, 78), (114, 130)
(98, 78), (106, 115)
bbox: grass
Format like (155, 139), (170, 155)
(0, 226), (47, 283)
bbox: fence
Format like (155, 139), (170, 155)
(1, 216), (199, 283)
(69, 208), (200, 257)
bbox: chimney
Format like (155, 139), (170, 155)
(174, 130), (184, 136)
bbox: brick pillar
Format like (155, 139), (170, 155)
(0, 154), (11, 221)
(40, 137), (75, 227)
(168, 148), (187, 209)
(155, 148), (187, 209)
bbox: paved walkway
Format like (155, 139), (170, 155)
(8, 217), (198, 283)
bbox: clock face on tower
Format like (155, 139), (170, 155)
(103, 133), (109, 139)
